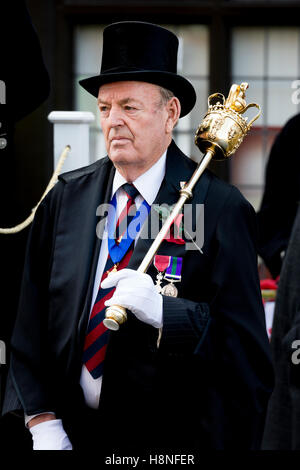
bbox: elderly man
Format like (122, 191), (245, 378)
(3, 22), (273, 452)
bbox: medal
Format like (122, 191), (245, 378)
(153, 255), (182, 296)
(153, 255), (171, 293)
(161, 282), (178, 297)
(155, 272), (164, 293)
(161, 256), (182, 297)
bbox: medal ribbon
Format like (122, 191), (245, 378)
(153, 255), (171, 272)
(165, 256), (182, 281)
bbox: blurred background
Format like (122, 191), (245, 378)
(11, 0), (300, 216)
(2, 0), (300, 449)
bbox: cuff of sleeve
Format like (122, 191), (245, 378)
(25, 412), (56, 428)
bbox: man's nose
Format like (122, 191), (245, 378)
(107, 106), (124, 127)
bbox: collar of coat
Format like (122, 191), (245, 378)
(58, 139), (210, 208)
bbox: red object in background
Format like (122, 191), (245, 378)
(260, 276), (279, 341)
(260, 278), (278, 290)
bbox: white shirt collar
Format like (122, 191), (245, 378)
(111, 150), (167, 205)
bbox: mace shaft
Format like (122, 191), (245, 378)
(137, 148), (215, 274)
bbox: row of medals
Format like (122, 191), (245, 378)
(155, 271), (179, 297)
(110, 220), (179, 296)
(107, 264), (179, 297)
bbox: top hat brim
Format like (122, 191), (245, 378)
(79, 70), (196, 118)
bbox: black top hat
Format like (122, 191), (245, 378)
(79, 21), (196, 118)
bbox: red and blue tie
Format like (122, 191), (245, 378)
(83, 183), (140, 379)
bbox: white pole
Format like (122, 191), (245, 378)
(48, 111), (95, 173)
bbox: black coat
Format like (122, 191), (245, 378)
(257, 114), (300, 278)
(262, 205), (300, 450)
(4, 141), (274, 451)
(0, 1), (50, 451)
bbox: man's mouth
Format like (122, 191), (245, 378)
(110, 137), (131, 144)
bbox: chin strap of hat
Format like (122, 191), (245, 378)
(0, 145), (71, 234)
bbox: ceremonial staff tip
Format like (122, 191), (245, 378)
(104, 83), (261, 331)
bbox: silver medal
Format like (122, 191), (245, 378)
(155, 272), (164, 293)
(161, 281), (178, 297)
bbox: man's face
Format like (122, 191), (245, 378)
(97, 81), (173, 177)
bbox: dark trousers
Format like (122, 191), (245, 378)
(62, 405), (154, 454)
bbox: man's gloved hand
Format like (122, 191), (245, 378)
(29, 419), (72, 450)
(102, 268), (163, 328)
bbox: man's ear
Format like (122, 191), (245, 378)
(165, 97), (181, 133)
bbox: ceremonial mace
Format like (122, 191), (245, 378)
(103, 82), (261, 331)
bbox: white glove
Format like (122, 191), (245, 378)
(102, 268), (163, 328)
(29, 419), (72, 450)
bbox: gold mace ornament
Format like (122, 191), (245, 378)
(103, 82), (261, 331)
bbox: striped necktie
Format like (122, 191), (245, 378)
(83, 183), (139, 379)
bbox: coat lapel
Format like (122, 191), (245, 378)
(76, 160), (115, 344)
(49, 157), (115, 358)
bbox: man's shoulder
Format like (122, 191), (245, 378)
(204, 168), (254, 213)
(58, 156), (111, 184)
(206, 169), (244, 197)
(282, 112), (300, 132)
(171, 140), (251, 210)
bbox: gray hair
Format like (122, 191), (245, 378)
(158, 86), (179, 128)
(159, 86), (175, 104)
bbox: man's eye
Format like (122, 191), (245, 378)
(124, 105), (136, 111)
(99, 106), (109, 113)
